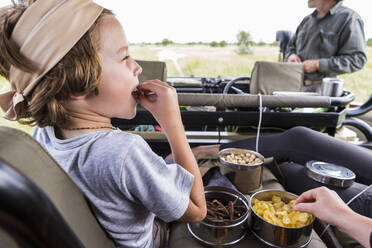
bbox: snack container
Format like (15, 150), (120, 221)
(218, 148), (264, 193)
(187, 186), (249, 247)
(249, 190), (314, 248)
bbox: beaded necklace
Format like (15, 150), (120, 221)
(62, 126), (116, 131)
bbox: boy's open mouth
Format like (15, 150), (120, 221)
(131, 87), (142, 101)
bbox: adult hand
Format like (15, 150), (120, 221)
(294, 187), (352, 228)
(287, 54), (302, 63)
(302, 59), (318, 73)
(137, 80), (182, 132)
(295, 187), (372, 248)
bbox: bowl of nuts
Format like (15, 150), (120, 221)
(218, 148), (264, 193)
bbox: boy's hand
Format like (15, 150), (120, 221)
(137, 80), (182, 132)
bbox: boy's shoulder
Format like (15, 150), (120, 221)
(86, 129), (149, 155)
(33, 126), (148, 155)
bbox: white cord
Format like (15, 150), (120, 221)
(319, 183), (372, 238)
(256, 94), (263, 153)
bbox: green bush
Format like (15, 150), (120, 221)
(161, 38), (174, 46)
(210, 41), (219, 47)
(367, 38), (372, 47)
(236, 31), (253, 55)
(219, 40), (228, 47)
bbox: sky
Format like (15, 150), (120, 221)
(0, 0), (371, 43)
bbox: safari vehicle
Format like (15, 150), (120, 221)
(113, 59), (372, 157)
(1, 54), (372, 248)
(1, 18), (372, 248)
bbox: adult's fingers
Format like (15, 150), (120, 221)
(295, 188), (318, 205)
(294, 202), (316, 214)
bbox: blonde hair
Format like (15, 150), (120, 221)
(0, 2), (113, 128)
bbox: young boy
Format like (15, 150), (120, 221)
(0, 1), (206, 247)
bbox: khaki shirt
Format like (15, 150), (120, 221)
(285, 1), (367, 81)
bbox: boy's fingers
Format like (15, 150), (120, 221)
(139, 80), (171, 89)
(139, 92), (157, 103)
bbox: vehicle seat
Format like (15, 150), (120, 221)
(136, 60), (167, 83)
(250, 61), (303, 95)
(0, 158), (84, 248)
(276, 30), (292, 61)
(0, 126), (115, 248)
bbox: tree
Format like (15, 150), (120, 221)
(367, 38), (372, 47)
(236, 31), (253, 55)
(210, 41), (219, 47)
(161, 38), (174, 46)
(219, 40), (228, 47)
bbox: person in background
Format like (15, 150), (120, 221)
(294, 187), (372, 248)
(285, 0), (367, 92)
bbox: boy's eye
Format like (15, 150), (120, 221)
(122, 55), (130, 61)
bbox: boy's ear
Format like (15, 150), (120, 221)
(69, 94), (88, 100)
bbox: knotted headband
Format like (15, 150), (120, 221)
(0, 0), (103, 120)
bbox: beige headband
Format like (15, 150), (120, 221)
(0, 0), (103, 120)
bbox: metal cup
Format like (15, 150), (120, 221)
(321, 77), (344, 97)
(249, 190), (315, 248)
(218, 148), (264, 193)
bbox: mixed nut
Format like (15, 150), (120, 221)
(221, 150), (262, 166)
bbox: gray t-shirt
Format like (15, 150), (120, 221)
(33, 126), (194, 248)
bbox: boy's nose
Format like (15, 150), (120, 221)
(133, 60), (142, 76)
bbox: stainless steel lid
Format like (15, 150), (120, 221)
(305, 161), (355, 188)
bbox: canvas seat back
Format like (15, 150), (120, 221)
(136, 60), (167, 83)
(250, 61), (303, 95)
(0, 126), (115, 248)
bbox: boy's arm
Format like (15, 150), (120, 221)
(138, 80), (207, 222)
(164, 123), (207, 222)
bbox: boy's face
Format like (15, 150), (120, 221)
(86, 15), (142, 119)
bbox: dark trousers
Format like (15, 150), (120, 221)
(153, 217), (169, 248)
(220, 126), (372, 217)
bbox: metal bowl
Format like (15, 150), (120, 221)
(249, 190), (314, 248)
(218, 148), (264, 171)
(187, 186), (249, 247)
(218, 148), (264, 193)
